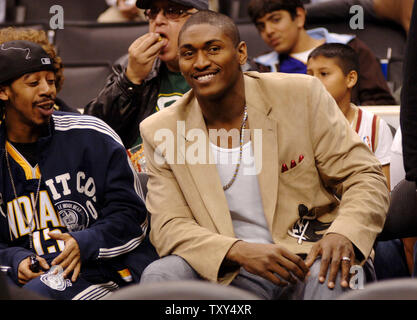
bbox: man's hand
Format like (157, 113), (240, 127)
(226, 241), (309, 286)
(126, 32), (168, 84)
(305, 233), (355, 289)
(49, 232), (81, 282)
(17, 255), (49, 284)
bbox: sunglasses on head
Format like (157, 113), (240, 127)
(144, 6), (195, 20)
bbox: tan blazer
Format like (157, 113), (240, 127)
(140, 72), (390, 284)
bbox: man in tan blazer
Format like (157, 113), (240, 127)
(139, 10), (390, 299)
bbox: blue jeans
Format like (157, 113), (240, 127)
(140, 255), (355, 300)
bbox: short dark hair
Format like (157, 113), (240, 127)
(247, 0), (304, 23)
(178, 10), (241, 47)
(308, 43), (360, 76)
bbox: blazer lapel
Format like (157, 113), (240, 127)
(181, 98), (235, 237)
(244, 76), (279, 231)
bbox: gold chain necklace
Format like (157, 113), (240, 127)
(4, 144), (41, 249)
(223, 105), (248, 191)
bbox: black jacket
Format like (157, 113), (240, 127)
(84, 55), (162, 148)
(400, 0), (417, 183)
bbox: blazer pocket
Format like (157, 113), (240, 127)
(279, 157), (319, 193)
(280, 156), (309, 178)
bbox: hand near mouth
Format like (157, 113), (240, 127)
(126, 32), (168, 84)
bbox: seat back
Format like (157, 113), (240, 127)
(377, 179), (417, 241)
(58, 61), (112, 110)
(16, 0), (108, 22)
(223, 0), (251, 20)
(54, 22), (148, 64)
(0, 271), (48, 300)
(338, 278), (417, 300)
(105, 280), (261, 300)
(236, 21), (271, 58)
(0, 272), (10, 299)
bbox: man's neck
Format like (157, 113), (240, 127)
(5, 119), (43, 143)
(291, 29), (325, 54)
(199, 90), (246, 132)
(200, 88), (248, 149)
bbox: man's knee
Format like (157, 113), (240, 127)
(140, 255), (200, 283)
(302, 258), (349, 300)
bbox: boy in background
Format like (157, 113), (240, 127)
(247, 0), (396, 106)
(306, 43), (393, 188)
(306, 43), (416, 281)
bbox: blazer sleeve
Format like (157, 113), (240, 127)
(140, 122), (240, 283)
(307, 77), (390, 259)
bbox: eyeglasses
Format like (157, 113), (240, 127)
(144, 6), (195, 21)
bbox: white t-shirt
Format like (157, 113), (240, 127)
(350, 105), (393, 165)
(210, 141), (273, 244)
(389, 127), (405, 190)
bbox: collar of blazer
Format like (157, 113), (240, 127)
(178, 73), (280, 236)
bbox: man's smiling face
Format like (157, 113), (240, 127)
(178, 23), (247, 100)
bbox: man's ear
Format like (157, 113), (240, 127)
(295, 7), (306, 29)
(237, 41), (248, 66)
(0, 86), (9, 102)
(346, 70), (358, 89)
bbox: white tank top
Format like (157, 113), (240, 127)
(210, 141), (273, 244)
